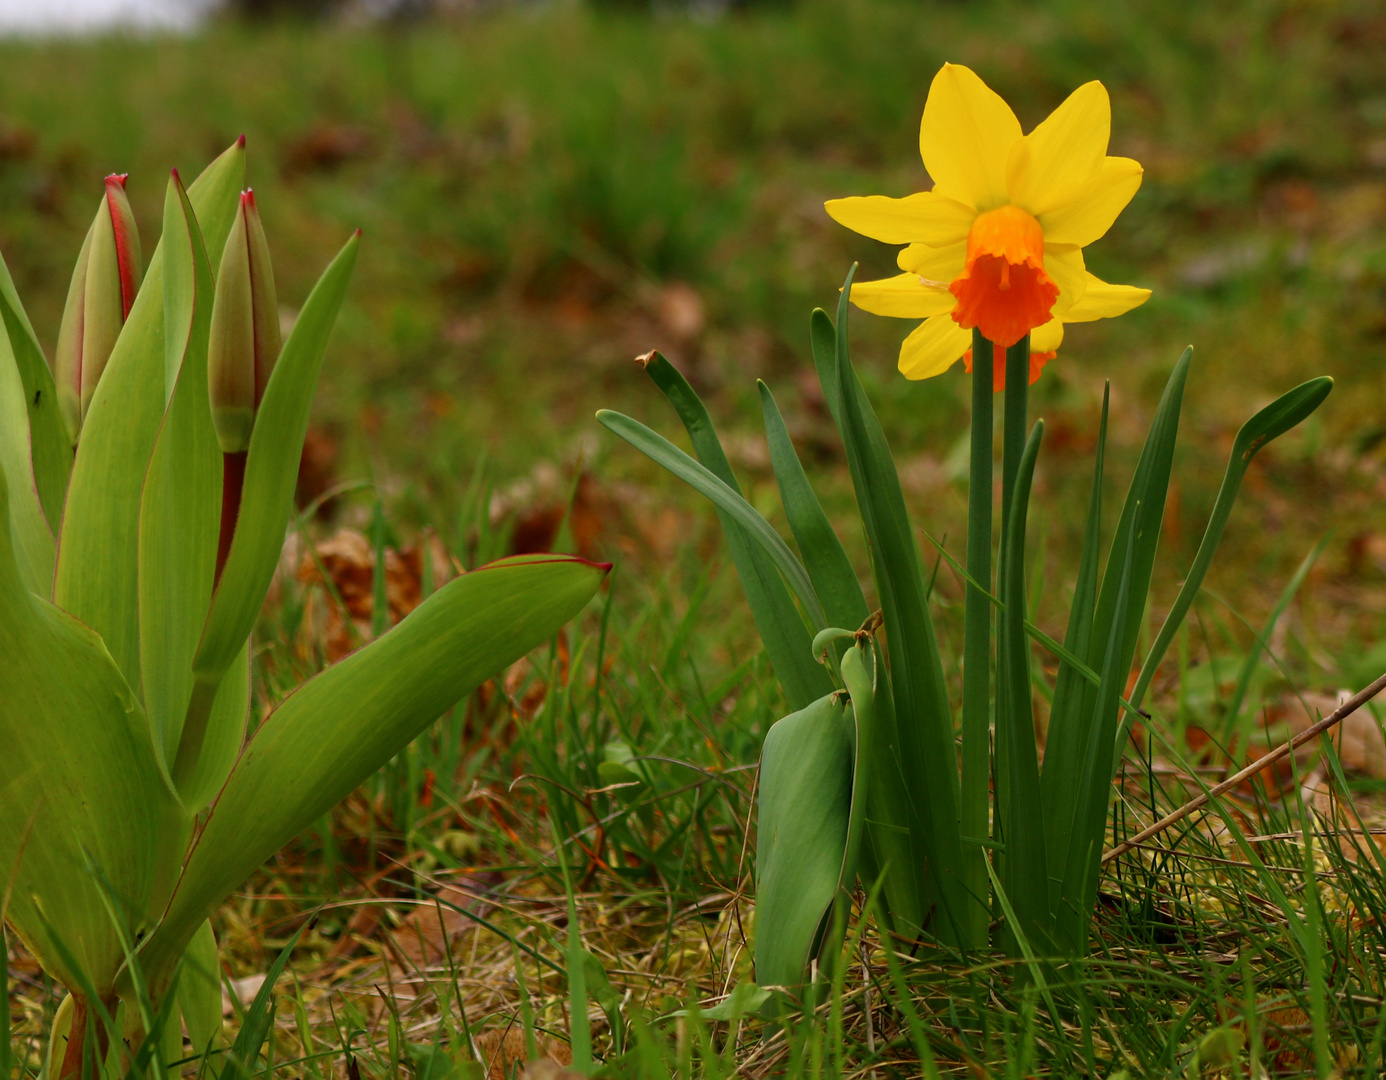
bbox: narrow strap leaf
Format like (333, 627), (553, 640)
(758, 380), (867, 631)
(636, 352), (830, 709)
(829, 268), (972, 947)
(1129, 375), (1332, 710)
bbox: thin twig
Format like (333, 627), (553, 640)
(1102, 669), (1386, 865)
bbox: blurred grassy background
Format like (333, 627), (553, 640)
(1, 0), (1385, 650)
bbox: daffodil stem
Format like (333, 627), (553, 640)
(960, 329), (994, 950)
(995, 336), (1030, 908)
(999, 338), (1030, 539)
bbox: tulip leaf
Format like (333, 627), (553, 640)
(754, 690), (853, 994)
(176, 921), (222, 1064)
(179, 642), (250, 814)
(185, 233), (359, 777)
(139, 172), (221, 785)
(0, 463), (183, 1000)
(141, 553), (606, 981)
(55, 140), (246, 695)
(0, 301), (55, 596)
(0, 249), (68, 534)
(637, 353), (831, 710)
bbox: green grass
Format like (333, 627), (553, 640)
(6, 0), (1386, 1075)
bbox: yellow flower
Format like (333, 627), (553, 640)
(825, 63), (1151, 390)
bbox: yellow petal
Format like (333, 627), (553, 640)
(919, 63), (1021, 212)
(849, 274), (955, 319)
(824, 191), (975, 246)
(1030, 317), (1065, 353)
(1039, 156), (1143, 247)
(1062, 272), (1151, 323)
(897, 240), (967, 282)
(1045, 244), (1088, 313)
(1006, 81), (1109, 218)
(898, 313), (970, 381)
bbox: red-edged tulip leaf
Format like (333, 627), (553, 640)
(140, 553), (605, 982)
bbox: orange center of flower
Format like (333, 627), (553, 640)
(949, 205), (1059, 349)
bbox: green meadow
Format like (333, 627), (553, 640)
(5, 0), (1386, 1074)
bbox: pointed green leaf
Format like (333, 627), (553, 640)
(0, 248), (69, 532)
(755, 691), (852, 993)
(176, 921), (222, 1063)
(829, 271), (970, 945)
(637, 353), (831, 710)
(1129, 376), (1332, 709)
(758, 381), (867, 633)
(994, 420), (1048, 950)
(139, 172), (221, 783)
(178, 233), (358, 789)
(55, 140), (247, 694)
(0, 464), (184, 999)
(0, 299), (55, 596)
(140, 553), (605, 983)
(1040, 387), (1108, 908)
(179, 642), (250, 814)
(595, 409), (824, 628)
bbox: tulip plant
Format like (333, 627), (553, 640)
(598, 64), (1331, 995)
(0, 140), (605, 1077)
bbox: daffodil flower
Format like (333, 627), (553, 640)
(826, 63), (1151, 390)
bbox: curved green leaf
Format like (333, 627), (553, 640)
(0, 464), (183, 999)
(755, 690), (852, 994)
(596, 409), (824, 629)
(638, 353), (830, 710)
(758, 381), (867, 634)
(139, 172), (221, 784)
(1129, 375), (1332, 709)
(140, 553), (606, 983)
(0, 247), (69, 532)
(0, 305), (54, 596)
(175, 921), (222, 1063)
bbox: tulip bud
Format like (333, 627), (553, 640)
(53, 174), (143, 444)
(207, 189), (281, 454)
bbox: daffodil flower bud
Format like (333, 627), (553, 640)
(207, 190), (280, 454)
(54, 174), (143, 444)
